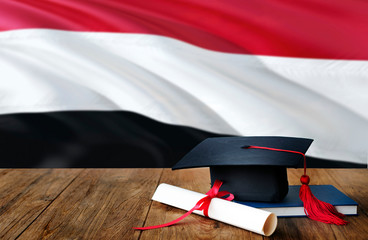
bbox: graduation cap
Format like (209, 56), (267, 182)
(173, 136), (348, 225)
(173, 136), (312, 202)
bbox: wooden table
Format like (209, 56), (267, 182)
(0, 168), (367, 240)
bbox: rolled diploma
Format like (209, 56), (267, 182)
(152, 183), (277, 236)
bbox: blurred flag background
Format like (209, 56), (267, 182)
(0, 0), (367, 167)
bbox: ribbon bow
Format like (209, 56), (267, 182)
(134, 180), (234, 230)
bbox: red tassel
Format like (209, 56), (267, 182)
(299, 175), (348, 225)
(246, 145), (349, 225)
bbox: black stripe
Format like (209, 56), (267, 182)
(0, 111), (365, 168)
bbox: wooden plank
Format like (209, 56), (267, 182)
(0, 169), (82, 240)
(140, 168), (263, 240)
(4, 168), (366, 239)
(18, 168), (163, 240)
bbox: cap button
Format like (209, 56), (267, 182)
(300, 175), (310, 185)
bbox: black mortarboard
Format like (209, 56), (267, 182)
(172, 136), (313, 202)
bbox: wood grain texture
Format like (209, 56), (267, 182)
(0, 169), (82, 240)
(324, 169), (368, 240)
(1, 168), (367, 240)
(17, 169), (163, 240)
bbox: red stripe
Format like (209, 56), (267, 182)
(1, 0), (368, 60)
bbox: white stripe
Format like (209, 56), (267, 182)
(0, 29), (367, 164)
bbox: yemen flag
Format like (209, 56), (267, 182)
(0, 0), (367, 167)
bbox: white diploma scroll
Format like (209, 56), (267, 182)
(152, 183), (277, 236)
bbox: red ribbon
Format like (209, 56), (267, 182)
(134, 180), (234, 230)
